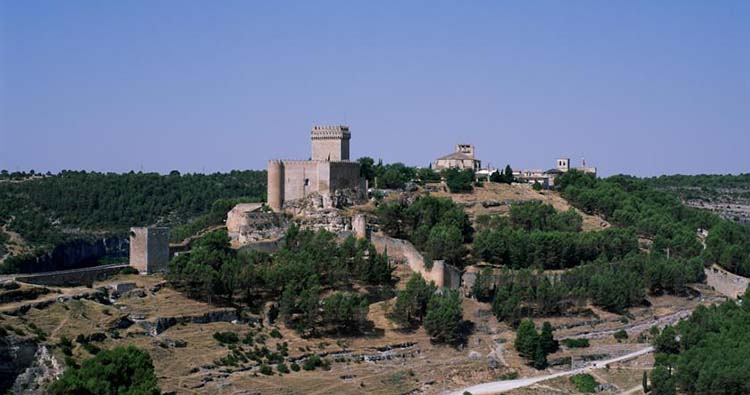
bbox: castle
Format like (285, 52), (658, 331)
(267, 125), (363, 212)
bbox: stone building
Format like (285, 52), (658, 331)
(267, 125), (363, 212)
(515, 157), (597, 188)
(129, 227), (170, 274)
(433, 144), (482, 172)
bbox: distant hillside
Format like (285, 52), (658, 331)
(645, 174), (750, 224)
(0, 170), (266, 266)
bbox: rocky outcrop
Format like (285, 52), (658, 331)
(136, 308), (238, 336)
(9, 237), (128, 274)
(705, 264), (750, 299)
(0, 337), (37, 393)
(9, 345), (63, 395)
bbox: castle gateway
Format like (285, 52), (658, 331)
(267, 125), (362, 212)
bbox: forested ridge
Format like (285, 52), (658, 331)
(0, 170), (266, 261)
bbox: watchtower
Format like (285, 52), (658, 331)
(311, 125), (350, 161)
(129, 227), (170, 274)
(556, 158), (570, 172)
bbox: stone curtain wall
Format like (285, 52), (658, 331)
(705, 264), (750, 299)
(370, 234), (461, 289)
(15, 264), (129, 287)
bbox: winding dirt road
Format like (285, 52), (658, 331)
(447, 346), (654, 395)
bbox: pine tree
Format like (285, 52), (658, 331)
(539, 321), (559, 354)
(642, 371), (649, 393)
(514, 319), (539, 358)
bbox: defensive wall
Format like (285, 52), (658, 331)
(705, 264), (750, 299)
(15, 264), (129, 287)
(370, 233), (461, 289)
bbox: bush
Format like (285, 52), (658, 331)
(269, 328), (283, 338)
(614, 329), (628, 342)
(259, 364), (273, 375)
(276, 362), (290, 374)
(290, 362), (301, 372)
(562, 338), (590, 348)
(570, 373), (598, 393)
(303, 354), (322, 371)
(119, 266), (140, 275)
(213, 331), (239, 344)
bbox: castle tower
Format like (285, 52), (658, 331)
(267, 160), (284, 212)
(311, 125), (350, 161)
(129, 227), (170, 274)
(556, 158), (570, 172)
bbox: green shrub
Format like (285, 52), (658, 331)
(290, 362), (300, 372)
(562, 338), (590, 348)
(614, 329), (628, 342)
(303, 354), (322, 371)
(570, 373), (598, 393)
(269, 328), (283, 338)
(119, 267), (140, 275)
(259, 364), (273, 375)
(276, 362), (290, 374)
(213, 331), (239, 344)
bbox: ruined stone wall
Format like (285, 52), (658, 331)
(16, 264), (129, 287)
(370, 234), (461, 289)
(705, 264), (750, 299)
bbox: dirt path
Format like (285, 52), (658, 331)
(446, 346), (654, 395)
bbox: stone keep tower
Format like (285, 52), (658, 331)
(556, 158), (570, 172)
(129, 227), (170, 274)
(311, 125), (350, 161)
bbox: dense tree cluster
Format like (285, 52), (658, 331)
(47, 346), (160, 395)
(443, 168), (475, 193)
(474, 226), (638, 270)
(0, 170), (266, 258)
(376, 195), (473, 267)
(390, 274), (466, 345)
(357, 157), (441, 190)
(169, 226), (393, 335)
(509, 201), (583, 232)
(476, 253), (704, 323)
(649, 290), (750, 395)
(514, 319), (558, 369)
(558, 171), (750, 275)
(489, 165), (515, 184)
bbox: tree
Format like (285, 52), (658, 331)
(322, 292), (369, 334)
(539, 322), (559, 354)
(47, 346), (160, 395)
(424, 225), (466, 266)
(650, 365), (675, 395)
(443, 168), (474, 193)
(643, 371), (649, 393)
(424, 290), (465, 344)
(654, 326), (680, 354)
(391, 274), (436, 328)
(532, 343), (548, 369)
(514, 319), (539, 359)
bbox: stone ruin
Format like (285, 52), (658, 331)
(226, 203), (289, 247)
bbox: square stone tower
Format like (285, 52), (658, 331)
(311, 125), (350, 161)
(129, 227), (170, 274)
(556, 158), (570, 172)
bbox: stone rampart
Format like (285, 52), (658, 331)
(705, 264), (749, 299)
(370, 234), (461, 289)
(15, 264), (129, 287)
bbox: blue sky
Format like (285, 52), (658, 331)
(1, 1), (748, 176)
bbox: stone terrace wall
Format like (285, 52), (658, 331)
(705, 264), (750, 299)
(370, 234), (461, 289)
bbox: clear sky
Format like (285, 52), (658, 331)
(1, 1), (748, 177)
